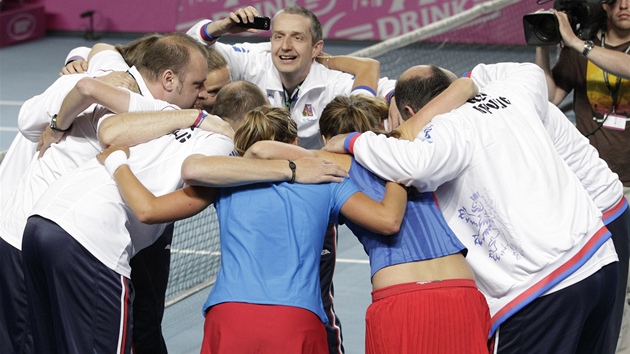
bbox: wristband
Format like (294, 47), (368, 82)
(193, 109), (208, 129)
(104, 150), (129, 177)
(201, 22), (220, 42)
(65, 55), (85, 65)
(288, 160), (296, 183)
(343, 132), (361, 154)
(50, 114), (72, 132)
(581, 40), (594, 57)
(385, 90), (395, 104)
(351, 85), (376, 97)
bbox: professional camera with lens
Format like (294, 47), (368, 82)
(523, 0), (612, 46)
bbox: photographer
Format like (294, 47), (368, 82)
(536, 1), (630, 353)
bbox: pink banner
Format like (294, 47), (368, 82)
(175, 0), (542, 45)
(41, 0), (542, 45)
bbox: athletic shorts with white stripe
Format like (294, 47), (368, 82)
(22, 215), (134, 354)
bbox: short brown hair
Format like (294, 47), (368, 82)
(233, 106), (297, 156)
(212, 81), (268, 128)
(115, 33), (164, 68)
(319, 95), (388, 139)
(136, 32), (208, 84)
(274, 6), (323, 44)
(206, 46), (228, 72)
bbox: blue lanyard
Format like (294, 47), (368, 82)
(284, 84), (301, 109)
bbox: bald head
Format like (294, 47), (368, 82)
(212, 80), (269, 129)
(395, 65), (457, 120)
(400, 65), (457, 81)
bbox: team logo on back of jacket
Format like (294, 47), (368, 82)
(468, 93), (512, 114)
(457, 189), (524, 262)
(421, 93), (513, 143)
(171, 129), (192, 143)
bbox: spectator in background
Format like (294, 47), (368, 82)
(536, 2), (630, 352)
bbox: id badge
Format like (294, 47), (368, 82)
(603, 114), (627, 131)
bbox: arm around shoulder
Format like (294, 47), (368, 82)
(318, 54), (380, 95)
(396, 77), (477, 141)
(340, 181), (407, 235)
(97, 146), (215, 224)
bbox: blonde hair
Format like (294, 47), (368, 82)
(233, 106), (297, 156)
(319, 95), (388, 139)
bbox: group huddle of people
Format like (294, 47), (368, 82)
(1, 1), (629, 354)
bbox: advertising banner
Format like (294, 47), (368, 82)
(174, 0), (542, 45)
(42, 0), (543, 45)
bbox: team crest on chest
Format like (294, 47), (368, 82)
(302, 104), (314, 117)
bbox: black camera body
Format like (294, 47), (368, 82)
(235, 16), (271, 30)
(523, 0), (608, 46)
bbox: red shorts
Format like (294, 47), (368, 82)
(201, 302), (328, 354)
(366, 279), (491, 354)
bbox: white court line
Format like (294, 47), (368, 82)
(171, 248), (220, 256)
(170, 248), (369, 264)
(0, 127), (19, 132)
(0, 100), (24, 106)
(336, 258), (369, 264)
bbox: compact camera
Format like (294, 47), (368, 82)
(235, 16), (271, 30)
(523, 0), (614, 45)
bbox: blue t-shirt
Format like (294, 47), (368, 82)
(342, 158), (466, 277)
(203, 178), (359, 323)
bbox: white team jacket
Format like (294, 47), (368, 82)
(0, 56), (176, 251)
(187, 20), (395, 149)
(350, 62), (617, 335)
(469, 64), (624, 216)
(31, 127), (233, 277)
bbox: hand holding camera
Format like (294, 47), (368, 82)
(235, 15), (270, 30)
(216, 6), (269, 35)
(523, 0), (612, 46)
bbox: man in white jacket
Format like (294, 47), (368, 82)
(325, 62), (619, 353)
(187, 6), (395, 150)
(0, 33), (211, 354)
(187, 7), (394, 353)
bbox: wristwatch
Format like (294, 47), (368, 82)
(50, 114), (71, 132)
(581, 40), (595, 57)
(288, 160), (296, 183)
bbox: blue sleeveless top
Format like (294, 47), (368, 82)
(204, 178), (359, 323)
(342, 158), (467, 277)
